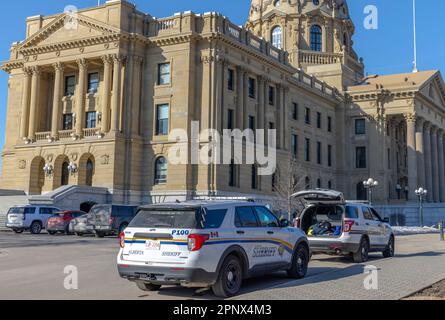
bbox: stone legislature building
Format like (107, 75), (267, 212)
(1, 0), (445, 209)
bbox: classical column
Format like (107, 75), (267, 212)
(431, 126), (440, 202)
(20, 68), (32, 140)
(423, 123), (433, 201)
(28, 66), (41, 141)
(257, 76), (265, 143)
(437, 130), (445, 202)
(405, 114), (417, 200)
(111, 55), (123, 132)
(51, 62), (64, 139)
(236, 66), (244, 130)
(415, 117), (426, 190)
(75, 59), (88, 135)
(101, 55), (112, 133)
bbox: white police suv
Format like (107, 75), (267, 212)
(117, 200), (310, 298)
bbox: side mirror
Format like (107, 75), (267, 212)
(383, 217), (390, 223)
(280, 219), (290, 228)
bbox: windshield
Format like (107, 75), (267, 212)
(129, 208), (227, 229)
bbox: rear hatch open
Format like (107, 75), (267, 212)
(121, 206), (204, 265)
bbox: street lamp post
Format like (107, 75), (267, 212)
(363, 178), (379, 206)
(415, 188), (427, 227)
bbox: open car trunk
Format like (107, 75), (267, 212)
(300, 205), (344, 238)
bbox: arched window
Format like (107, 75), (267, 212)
(61, 162), (69, 186)
(310, 25), (322, 52)
(85, 159), (94, 187)
(155, 157), (168, 185)
(271, 26), (282, 49)
(356, 182), (367, 201)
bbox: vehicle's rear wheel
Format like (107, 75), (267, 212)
(212, 255), (243, 298)
(135, 282), (161, 292)
(30, 221), (42, 235)
(13, 229), (24, 234)
(382, 236), (395, 258)
(75, 232), (83, 237)
(95, 231), (105, 238)
(48, 231), (57, 235)
(353, 237), (370, 263)
(287, 243), (309, 279)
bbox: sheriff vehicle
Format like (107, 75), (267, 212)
(117, 199), (310, 298)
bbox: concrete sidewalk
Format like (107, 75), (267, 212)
(236, 234), (445, 300)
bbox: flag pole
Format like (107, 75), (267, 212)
(412, 0), (418, 73)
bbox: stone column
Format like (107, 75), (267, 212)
(437, 130), (445, 202)
(405, 114), (417, 200)
(51, 62), (64, 139)
(20, 68), (32, 140)
(236, 66), (244, 130)
(101, 55), (112, 133)
(431, 126), (440, 202)
(28, 66), (41, 141)
(415, 117), (426, 190)
(75, 59), (88, 135)
(277, 85), (285, 150)
(257, 76), (265, 144)
(111, 55), (123, 132)
(423, 123), (433, 201)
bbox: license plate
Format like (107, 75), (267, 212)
(145, 240), (161, 250)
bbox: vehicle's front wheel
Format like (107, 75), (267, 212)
(30, 221), (42, 235)
(353, 237), (370, 263)
(47, 231), (57, 235)
(287, 243), (309, 279)
(382, 236), (395, 258)
(95, 231), (105, 238)
(75, 232), (83, 237)
(212, 255), (243, 298)
(13, 229), (24, 234)
(135, 282), (161, 292)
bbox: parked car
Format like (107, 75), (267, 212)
(69, 213), (95, 236)
(293, 189), (395, 263)
(117, 200), (310, 298)
(6, 205), (61, 234)
(46, 211), (87, 235)
(90, 204), (138, 237)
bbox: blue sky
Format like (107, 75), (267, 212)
(0, 0), (444, 171)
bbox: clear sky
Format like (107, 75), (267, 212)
(0, 0), (444, 172)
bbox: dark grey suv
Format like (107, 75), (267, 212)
(90, 204), (138, 237)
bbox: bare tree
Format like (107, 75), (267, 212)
(271, 155), (307, 221)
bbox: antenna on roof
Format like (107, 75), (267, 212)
(412, 0), (418, 73)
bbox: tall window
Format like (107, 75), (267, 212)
(64, 75), (76, 96)
(292, 103), (298, 120)
(327, 116), (332, 132)
(305, 107), (311, 124)
(85, 159), (94, 187)
(63, 114), (73, 130)
(291, 134), (298, 158)
(249, 116), (256, 131)
(61, 162), (69, 186)
(85, 112), (97, 128)
(310, 25), (322, 52)
(156, 104), (169, 135)
(229, 160), (236, 187)
(158, 63), (171, 85)
(248, 77), (256, 98)
(87, 72), (99, 93)
(317, 112), (322, 129)
(268, 86), (275, 105)
(328, 145), (332, 167)
(228, 68), (234, 91)
(317, 141), (322, 165)
(355, 118), (366, 135)
(227, 109), (234, 130)
(305, 138), (311, 162)
(271, 26), (282, 49)
(356, 146), (367, 169)
(154, 157), (168, 185)
(251, 165), (258, 190)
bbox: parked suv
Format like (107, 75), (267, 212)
(90, 204), (138, 237)
(69, 213), (95, 236)
(6, 205), (61, 234)
(293, 190), (395, 263)
(117, 200), (310, 298)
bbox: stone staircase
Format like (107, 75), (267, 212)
(0, 190), (29, 231)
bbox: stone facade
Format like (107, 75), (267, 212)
(1, 0), (445, 207)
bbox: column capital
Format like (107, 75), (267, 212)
(437, 129), (445, 139)
(31, 66), (41, 76)
(133, 55), (144, 66)
(415, 117), (425, 131)
(403, 112), (417, 123)
(52, 62), (64, 72)
(100, 54), (113, 65)
(76, 58), (88, 70)
(423, 121), (432, 132)
(258, 75), (266, 84)
(22, 67), (33, 77)
(112, 54), (127, 64)
(431, 125), (439, 135)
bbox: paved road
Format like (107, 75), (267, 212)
(0, 232), (444, 300)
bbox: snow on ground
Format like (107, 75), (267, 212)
(392, 226), (441, 235)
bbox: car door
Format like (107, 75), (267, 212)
(253, 206), (285, 264)
(370, 207), (390, 245)
(234, 206), (264, 269)
(361, 206), (380, 246)
(39, 207), (54, 226)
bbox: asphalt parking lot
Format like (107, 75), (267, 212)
(0, 232), (444, 300)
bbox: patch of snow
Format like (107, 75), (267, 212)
(392, 226), (440, 235)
